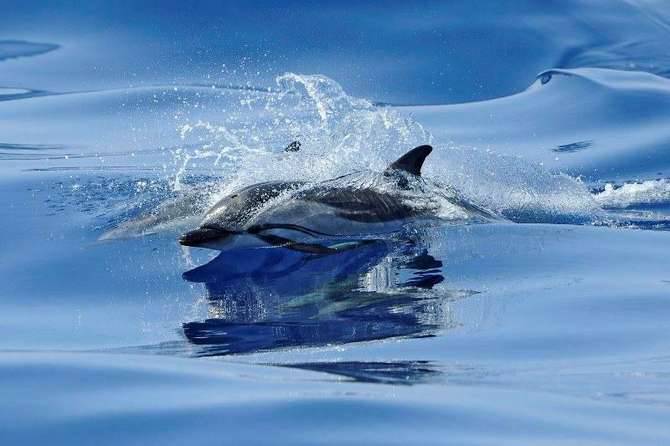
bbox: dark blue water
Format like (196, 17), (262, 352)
(2, 2), (670, 444)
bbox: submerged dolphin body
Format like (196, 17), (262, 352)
(179, 145), (495, 253)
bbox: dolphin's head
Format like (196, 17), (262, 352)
(179, 180), (306, 250)
(179, 226), (236, 249)
(179, 190), (244, 249)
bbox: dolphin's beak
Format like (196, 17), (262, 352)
(179, 227), (232, 248)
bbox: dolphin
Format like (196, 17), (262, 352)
(179, 145), (495, 253)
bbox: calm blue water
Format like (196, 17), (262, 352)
(2, 1), (670, 444)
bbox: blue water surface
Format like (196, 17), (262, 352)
(2, 1), (670, 444)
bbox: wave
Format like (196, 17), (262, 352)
(594, 179), (670, 208)
(3, 2), (670, 104)
(0, 40), (59, 61)
(405, 68), (670, 184)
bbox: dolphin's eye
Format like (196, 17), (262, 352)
(229, 194), (238, 199)
(540, 72), (552, 85)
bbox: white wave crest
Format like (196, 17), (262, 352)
(593, 179), (670, 208)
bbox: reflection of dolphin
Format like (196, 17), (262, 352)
(183, 240), (391, 298)
(180, 240), (466, 357)
(277, 361), (442, 386)
(180, 145), (495, 252)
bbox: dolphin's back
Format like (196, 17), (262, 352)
(301, 186), (418, 223)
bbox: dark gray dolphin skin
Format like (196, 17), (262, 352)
(179, 145), (446, 253)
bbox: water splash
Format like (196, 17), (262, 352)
(173, 73), (432, 193)
(170, 73), (596, 226)
(594, 179), (670, 208)
(426, 144), (599, 223)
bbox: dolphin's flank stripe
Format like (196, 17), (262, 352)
(252, 233), (339, 255)
(247, 223), (337, 238)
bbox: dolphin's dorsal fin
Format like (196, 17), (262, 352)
(386, 145), (432, 176)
